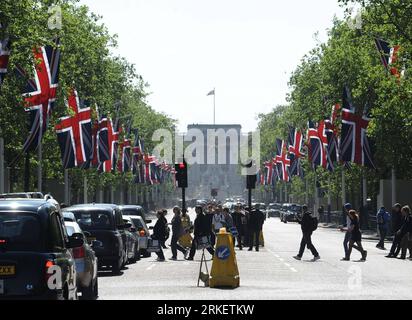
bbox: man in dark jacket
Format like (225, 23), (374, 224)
(232, 204), (247, 250)
(170, 206), (188, 260)
(247, 207), (265, 252)
(294, 205), (320, 261)
(187, 206), (215, 260)
(391, 203), (403, 234)
(152, 210), (167, 261)
(387, 205), (412, 258)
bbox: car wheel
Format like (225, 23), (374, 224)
(112, 261), (121, 275)
(82, 279), (96, 300)
(93, 278), (99, 299)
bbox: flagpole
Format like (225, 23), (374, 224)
(64, 169), (69, 205)
(213, 88), (216, 125)
(0, 137), (4, 194)
(37, 142), (42, 192)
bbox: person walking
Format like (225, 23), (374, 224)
(247, 207), (264, 252)
(212, 204), (225, 234)
(159, 209), (169, 249)
(232, 203), (247, 250)
(152, 210), (167, 261)
(178, 208), (193, 249)
(387, 205), (412, 259)
(186, 206), (215, 260)
(376, 207), (390, 250)
(170, 206), (188, 260)
(293, 205), (320, 261)
(342, 210), (367, 261)
(205, 204), (216, 246)
(390, 203), (403, 236)
(340, 203), (353, 260)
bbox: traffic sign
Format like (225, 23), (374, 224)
(216, 246), (231, 260)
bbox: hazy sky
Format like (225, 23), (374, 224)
(79, 0), (345, 132)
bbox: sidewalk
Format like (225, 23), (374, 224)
(318, 222), (385, 241)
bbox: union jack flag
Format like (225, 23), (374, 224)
(375, 38), (403, 78)
(307, 120), (328, 170)
(288, 126), (305, 178)
(17, 40), (61, 152)
(0, 23), (10, 88)
(340, 87), (375, 168)
(132, 129), (143, 174)
(100, 118), (121, 172)
(264, 159), (274, 185)
(117, 121), (132, 173)
(324, 104), (341, 171)
(55, 89), (92, 169)
(144, 154), (157, 185)
(97, 115), (110, 164)
(275, 139), (291, 182)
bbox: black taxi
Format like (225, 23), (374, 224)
(0, 199), (82, 300)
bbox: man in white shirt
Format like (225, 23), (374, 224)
(212, 205), (225, 233)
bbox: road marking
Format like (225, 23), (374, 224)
(266, 248), (298, 273)
(146, 264), (156, 271)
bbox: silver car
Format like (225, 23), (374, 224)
(122, 215), (151, 258)
(64, 221), (99, 300)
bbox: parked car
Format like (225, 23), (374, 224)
(122, 215), (151, 258)
(280, 203), (301, 223)
(0, 199), (81, 300)
(118, 205), (148, 223)
(64, 221), (99, 299)
(66, 204), (128, 275)
(267, 203), (281, 218)
(0, 192), (44, 199)
(63, 211), (76, 222)
(122, 217), (140, 263)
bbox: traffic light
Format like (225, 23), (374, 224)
(175, 160), (188, 188)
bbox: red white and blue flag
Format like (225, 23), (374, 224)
(340, 87), (375, 168)
(288, 127), (305, 178)
(307, 120), (328, 170)
(55, 89), (92, 169)
(375, 38), (403, 78)
(17, 40), (61, 152)
(324, 104), (341, 172)
(100, 118), (120, 172)
(275, 139), (291, 182)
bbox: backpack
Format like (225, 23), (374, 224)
(311, 216), (318, 231)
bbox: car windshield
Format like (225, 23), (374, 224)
(0, 212), (43, 251)
(121, 209), (143, 217)
(73, 211), (114, 230)
(131, 218), (144, 229)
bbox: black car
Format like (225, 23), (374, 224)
(67, 204), (129, 275)
(0, 199), (82, 300)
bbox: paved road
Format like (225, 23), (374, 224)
(99, 212), (412, 300)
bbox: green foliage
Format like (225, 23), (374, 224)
(0, 0), (176, 192)
(258, 1), (412, 204)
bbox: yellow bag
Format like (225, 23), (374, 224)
(178, 233), (193, 248)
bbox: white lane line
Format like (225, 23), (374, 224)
(267, 248), (298, 273)
(146, 264), (156, 271)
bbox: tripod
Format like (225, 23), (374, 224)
(197, 248), (210, 287)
